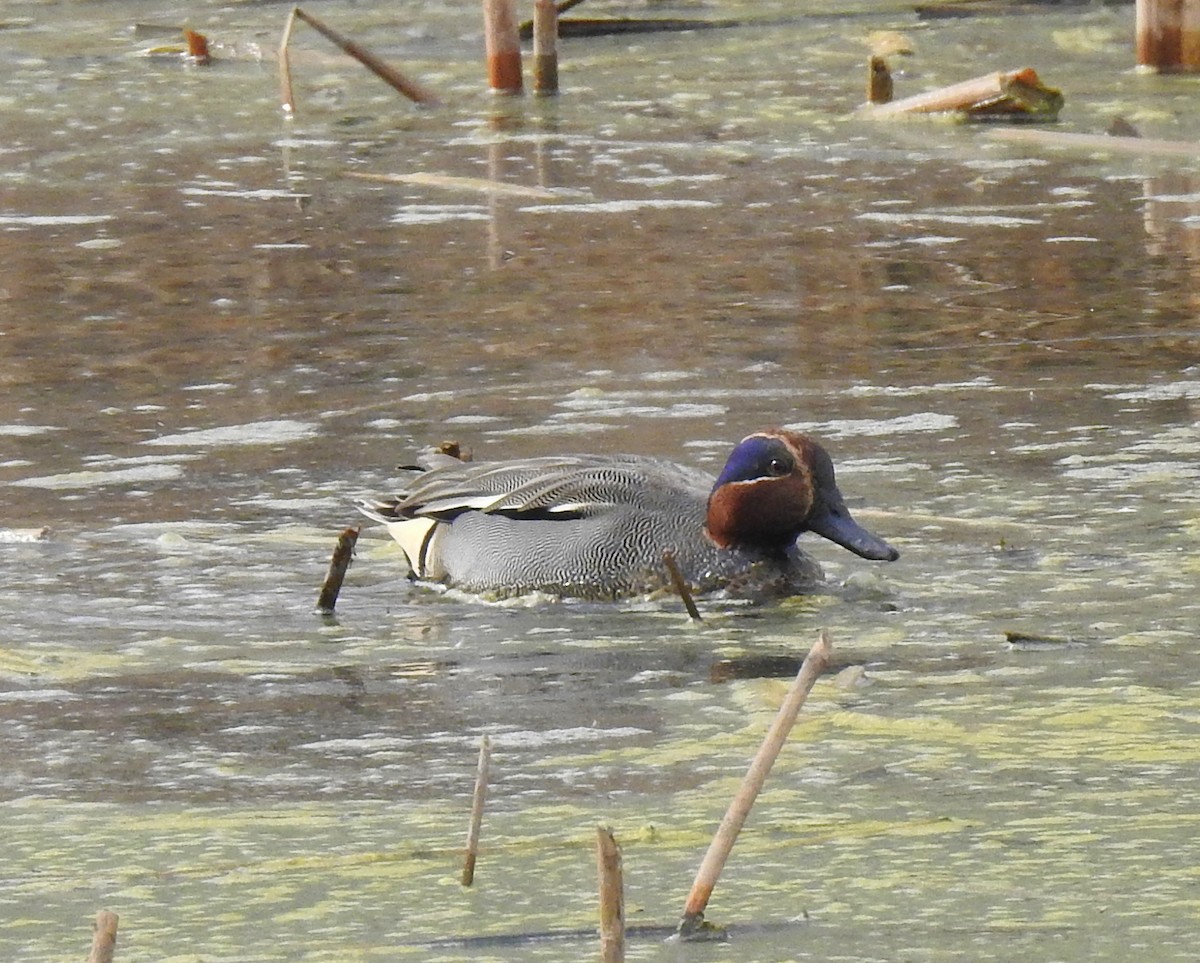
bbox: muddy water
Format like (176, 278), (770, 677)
(1, 0), (1198, 959)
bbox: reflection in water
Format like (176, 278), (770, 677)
(0, 0), (1198, 959)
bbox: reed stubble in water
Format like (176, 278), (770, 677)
(87, 910), (118, 963)
(596, 826), (625, 962)
(315, 527), (359, 614)
(662, 549), (702, 621)
(532, 0), (559, 96)
(483, 0), (523, 94)
(461, 735), (492, 886)
(677, 630), (833, 939)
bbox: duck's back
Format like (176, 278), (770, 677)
(392, 455), (706, 597)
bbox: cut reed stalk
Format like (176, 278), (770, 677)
(677, 630), (833, 939)
(532, 0), (559, 96)
(596, 826), (625, 962)
(662, 550), (702, 622)
(87, 910), (119, 963)
(461, 735), (492, 886)
(483, 0), (523, 93)
(315, 527), (359, 614)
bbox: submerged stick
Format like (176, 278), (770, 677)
(596, 826), (625, 963)
(532, 0), (559, 96)
(662, 550), (702, 622)
(315, 527), (359, 614)
(461, 735), (492, 886)
(677, 630), (833, 939)
(345, 170), (567, 200)
(987, 126), (1200, 158)
(483, 0), (523, 94)
(87, 910), (119, 963)
(290, 7), (441, 106)
(279, 6), (298, 113)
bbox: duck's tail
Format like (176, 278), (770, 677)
(356, 499), (443, 579)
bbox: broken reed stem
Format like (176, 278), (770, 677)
(596, 826), (625, 963)
(662, 550), (702, 622)
(461, 735), (492, 886)
(289, 7), (441, 106)
(483, 0), (523, 93)
(867, 55), (892, 104)
(279, 6), (298, 113)
(678, 630), (833, 936)
(87, 910), (119, 963)
(1136, 0), (1200, 71)
(316, 527), (359, 614)
(532, 0), (559, 96)
(183, 29), (212, 65)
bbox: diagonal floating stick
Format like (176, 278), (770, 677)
(281, 6), (441, 114)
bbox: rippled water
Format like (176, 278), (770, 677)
(2, 0), (1198, 959)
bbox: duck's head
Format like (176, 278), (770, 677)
(705, 429), (900, 562)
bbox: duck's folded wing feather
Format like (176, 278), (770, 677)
(380, 455), (712, 522)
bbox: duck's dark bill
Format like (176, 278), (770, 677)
(806, 503), (900, 562)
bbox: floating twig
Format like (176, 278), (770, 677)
(345, 170), (570, 200)
(518, 0), (587, 40)
(87, 910), (119, 963)
(987, 127), (1200, 158)
(0, 527), (50, 542)
(315, 526), (359, 614)
(483, 0), (523, 94)
(532, 0), (559, 96)
(1004, 630), (1088, 649)
(676, 630), (833, 940)
(596, 826), (625, 963)
(281, 6), (441, 114)
(662, 550), (702, 622)
(519, 14), (737, 40)
(461, 735), (492, 886)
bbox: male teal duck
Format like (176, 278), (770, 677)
(358, 428), (899, 601)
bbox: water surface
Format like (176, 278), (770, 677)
(1, 0), (1198, 959)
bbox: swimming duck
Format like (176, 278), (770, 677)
(358, 428), (899, 601)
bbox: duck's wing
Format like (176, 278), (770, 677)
(367, 454), (712, 522)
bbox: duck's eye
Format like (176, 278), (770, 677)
(768, 457), (791, 476)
